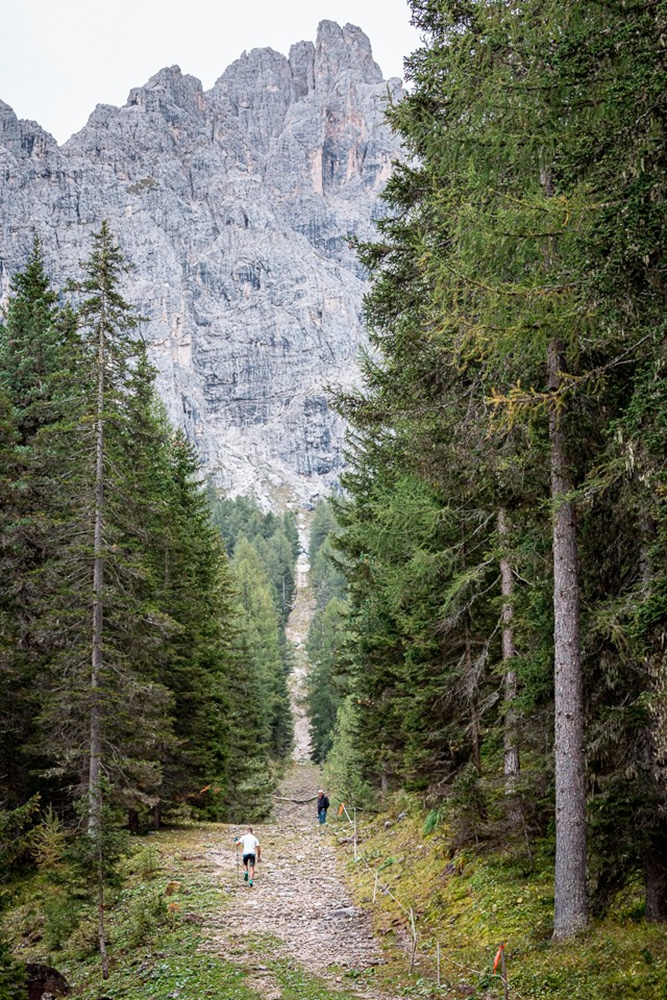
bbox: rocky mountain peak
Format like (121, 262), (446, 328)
(126, 65), (206, 114)
(0, 22), (403, 509)
(315, 21), (383, 88)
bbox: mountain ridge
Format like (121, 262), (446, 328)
(0, 20), (402, 508)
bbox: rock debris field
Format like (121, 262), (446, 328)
(200, 763), (390, 999)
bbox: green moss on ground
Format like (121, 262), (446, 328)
(270, 957), (378, 1000)
(335, 804), (667, 1000)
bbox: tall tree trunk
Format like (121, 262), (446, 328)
(498, 508), (521, 827)
(88, 314), (105, 836)
(548, 339), (588, 938)
(645, 824), (667, 922)
(464, 625), (482, 773)
(639, 516), (667, 920)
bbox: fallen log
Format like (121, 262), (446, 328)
(274, 794), (319, 804)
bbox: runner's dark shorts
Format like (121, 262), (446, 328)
(243, 853), (256, 865)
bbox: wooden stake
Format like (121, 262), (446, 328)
(353, 807), (357, 861)
(436, 941), (441, 986)
(373, 870), (379, 904)
(501, 946), (509, 1000)
(409, 907), (418, 973)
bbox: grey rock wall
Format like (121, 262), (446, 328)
(0, 21), (402, 507)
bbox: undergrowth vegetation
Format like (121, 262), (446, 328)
(339, 798), (667, 1000)
(2, 827), (262, 999)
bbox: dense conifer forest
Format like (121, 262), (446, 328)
(308, 0), (667, 942)
(3, 1), (667, 995)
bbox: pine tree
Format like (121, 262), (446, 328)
(0, 241), (82, 806)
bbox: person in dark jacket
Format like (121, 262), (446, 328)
(317, 789), (329, 824)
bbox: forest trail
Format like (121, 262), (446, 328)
(200, 763), (388, 999)
(285, 509), (315, 763)
(195, 510), (392, 999)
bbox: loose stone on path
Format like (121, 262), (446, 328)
(203, 762), (384, 988)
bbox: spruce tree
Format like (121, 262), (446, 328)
(0, 242), (81, 806)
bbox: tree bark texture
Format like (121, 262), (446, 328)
(498, 508), (521, 826)
(645, 824), (667, 922)
(88, 313), (105, 836)
(465, 625), (482, 773)
(639, 516), (667, 919)
(97, 852), (109, 979)
(548, 339), (588, 937)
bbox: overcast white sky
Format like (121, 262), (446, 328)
(1, 0), (421, 145)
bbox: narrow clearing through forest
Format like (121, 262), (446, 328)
(199, 763), (388, 999)
(198, 511), (392, 999)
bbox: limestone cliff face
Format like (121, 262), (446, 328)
(0, 21), (402, 505)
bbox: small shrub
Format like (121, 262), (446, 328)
(63, 912), (99, 959)
(124, 844), (162, 880)
(0, 936), (25, 1000)
(42, 887), (82, 952)
(29, 808), (66, 873)
(115, 890), (169, 951)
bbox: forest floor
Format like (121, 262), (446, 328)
(23, 772), (408, 1000)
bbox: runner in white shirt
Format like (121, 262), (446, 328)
(235, 827), (261, 886)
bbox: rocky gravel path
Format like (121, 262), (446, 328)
(198, 514), (393, 997)
(284, 511), (315, 765)
(200, 763), (388, 998)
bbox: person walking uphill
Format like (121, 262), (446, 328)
(317, 789), (329, 825)
(235, 827), (261, 887)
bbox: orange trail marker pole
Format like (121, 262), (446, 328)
(493, 943), (509, 1000)
(501, 946), (509, 1000)
(353, 807), (357, 861)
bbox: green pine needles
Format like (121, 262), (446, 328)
(324, 0), (667, 938)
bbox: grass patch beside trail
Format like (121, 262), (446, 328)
(3, 825), (261, 1000)
(74, 945), (259, 1000)
(334, 801), (667, 1000)
(271, 957), (377, 1000)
